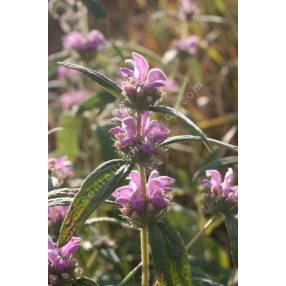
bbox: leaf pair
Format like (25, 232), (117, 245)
(148, 223), (191, 286)
(58, 159), (134, 246)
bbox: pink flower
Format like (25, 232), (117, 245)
(120, 52), (167, 93)
(109, 110), (170, 153)
(59, 90), (89, 109)
(180, 0), (198, 15)
(63, 30), (105, 52)
(48, 156), (74, 180)
(57, 66), (78, 78)
(173, 36), (199, 55)
(48, 206), (68, 225)
(48, 236), (80, 285)
(113, 170), (175, 211)
(202, 168), (238, 203)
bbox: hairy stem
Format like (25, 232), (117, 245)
(137, 112), (149, 286)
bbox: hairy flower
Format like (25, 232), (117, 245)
(48, 236), (80, 285)
(201, 168), (238, 214)
(59, 90), (89, 109)
(120, 52), (167, 110)
(173, 36), (199, 56)
(109, 110), (170, 153)
(113, 170), (175, 222)
(48, 156), (74, 181)
(63, 30), (105, 52)
(48, 206), (68, 225)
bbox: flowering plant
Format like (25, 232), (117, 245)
(48, 1), (238, 285)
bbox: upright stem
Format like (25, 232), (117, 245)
(137, 112), (149, 286)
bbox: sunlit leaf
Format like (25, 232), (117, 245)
(148, 223), (191, 286)
(58, 159), (133, 246)
(150, 105), (209, 149)
(159, 135), (237, 152)
(193, 156), (238, 181)
(58, 62), (122, 98)
(48, 197), (73, 207)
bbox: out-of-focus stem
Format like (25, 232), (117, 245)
(186, 216), (216, 251)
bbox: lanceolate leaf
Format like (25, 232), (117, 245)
(48, 197), (73, 207)
(159, 135), (238, 152)
(58, 159), (133, 246)
(58, 62), (122, 98)
(48, 188), (78, 199)
(224, 215), (238, 268)
(193, 156), (238, 181)
(71, 276), (99, 286)
(148, 223), (191, 286)
(150, 105), (209, 149)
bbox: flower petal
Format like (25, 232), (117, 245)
(128, 170), (141, 190)
(221, 168), (234, 190)
(120, 68), (134, 78)
(205, 169), (222, 191)
(59, 237), (80, 257)
(147, 68), (167, 83)
(132, 52), (149, 81)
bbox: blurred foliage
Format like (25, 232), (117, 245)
(49, 0), (237, 285)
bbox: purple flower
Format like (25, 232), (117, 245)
(63, 30), (105, 52)
(109, 110), (170, 153)
(59, 90), (89, 109)
(48, 156), (74, 181)
(120, 52), (167, 93)
(57, 66), (78, 78)
(180, 0), (198, 15)
(173, 36), (199, 56)
(202, 168), (238, 203)
(48, 236), (80, 285)
(113, 169), (175, 212)
(48, 206), (68, 225)
(63, 31), (84, 50)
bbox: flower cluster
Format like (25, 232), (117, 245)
(110, 110), (169, 154)
(201, 168), (238, 215)
(48, 236), (80, 285)
(112, 170), (175, 224)
(120, 52), (167, 110)
(48, 156), (74, 181)
(173, 36), (199, 56)
(59, 90), (89, 109)
(63, 30), (105, 53)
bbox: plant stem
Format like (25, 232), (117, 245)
(136, 112), (149, 286)
(140, 225), (149, 286)
(186, 216), (216, 251)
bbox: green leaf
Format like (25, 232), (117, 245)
(48, 188), (77, 199)
(48, 197), (73, 207)
(148, 223), (191, 286)
(71, 276), (99, 286)
(58, 159), (133, 246)
(58, 62), (122, 98)
(58, 115), (80, 161)
(159, 135), (238, 152)
(193, 156), (238, 181)
(224, 215), (238, 268)
(149, 105), (210, 150)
